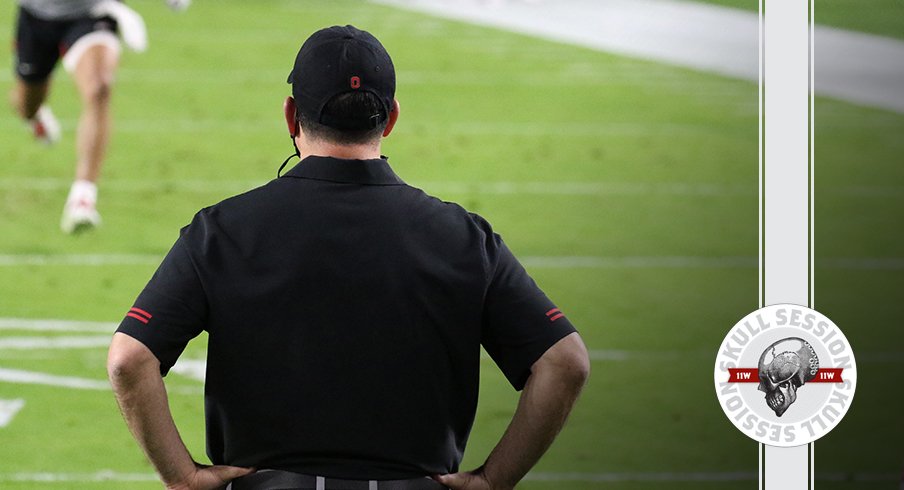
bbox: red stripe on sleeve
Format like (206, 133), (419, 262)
(129, 307), (153, 319)
(126, 312), (149, 324)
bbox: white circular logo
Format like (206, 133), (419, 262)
(713, 304), (857, 447)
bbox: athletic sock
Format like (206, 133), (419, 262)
(67, 180), (98, 205)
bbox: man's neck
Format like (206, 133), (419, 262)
(296, 136), (382, 161)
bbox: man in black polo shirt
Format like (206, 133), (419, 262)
(108, 25), (589, 490)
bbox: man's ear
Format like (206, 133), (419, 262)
(283, 96), (299, 137)
(383, 99), (400, 137)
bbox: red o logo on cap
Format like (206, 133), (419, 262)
(350, 76), (361, 89)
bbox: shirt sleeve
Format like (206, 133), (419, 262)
(477, 217), (578, 390)
(116, 236), (207, 376)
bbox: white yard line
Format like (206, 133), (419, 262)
(170, 359), (207, 382)
(0, 318), (117, 333)
(371, 0), (904, 114)
(0, 254), (162, 267)
(0, 399), (26, 428)
(0, 336), (111, 349)
(0, 471), (159, 483)
(0, 177), (266, 193)
(0, 367), (111, 390)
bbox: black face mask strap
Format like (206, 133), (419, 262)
(277, 135), (301, 178)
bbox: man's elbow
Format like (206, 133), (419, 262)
(563, 337), (591, 387)
(539, 332), (591, 388)
(107, 333), (158, 386)
(107, 355), (137, 385)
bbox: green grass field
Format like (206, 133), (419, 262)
(1, 1), (902, 488)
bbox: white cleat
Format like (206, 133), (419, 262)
(61, 197), (102, 234)
(29, 106), (61, 146)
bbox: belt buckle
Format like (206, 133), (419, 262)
(316, 475), (379, 490)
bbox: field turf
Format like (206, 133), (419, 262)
(1, 1), (902, 488)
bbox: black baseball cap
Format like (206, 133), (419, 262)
(287, 25), (395, 131)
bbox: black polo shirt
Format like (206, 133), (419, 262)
(117, 155), (576, 480)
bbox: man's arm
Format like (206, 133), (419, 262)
(435, 332), (590, 490)
(107, 333), (253, 490)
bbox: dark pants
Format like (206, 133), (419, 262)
(227, 470), (448, 490)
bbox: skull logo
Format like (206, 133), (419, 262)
(757, 337), (819, 417)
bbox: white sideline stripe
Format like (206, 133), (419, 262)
(2, 254), (903, 271)
(371, 0), (761, 80)
(0, 336), (111, 350)
(0, 367), (110, 390)
(0, 399), (26, 428)
(171, 359), (207, 382)
(0, 471), (159, 483)
(371, 0), (904, 114)
(0, 254), (161, 267)
(0, 471), (895, 483)
(0, 318), (117, 333)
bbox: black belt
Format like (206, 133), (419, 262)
(226, 470), (448, 490)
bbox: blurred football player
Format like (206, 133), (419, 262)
(9, 0), (190, 233)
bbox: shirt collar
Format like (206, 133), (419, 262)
(282, 155), (405, 186)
